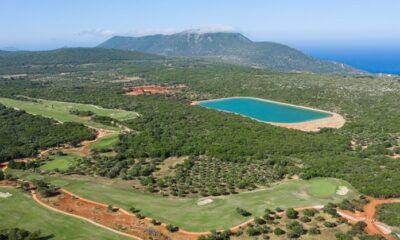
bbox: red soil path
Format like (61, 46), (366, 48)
(124, 85), (185, 96)
(338, 197), (400, 240)
(32, 189), (200, 240)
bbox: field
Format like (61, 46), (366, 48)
(39, 154), (82, 171)
(0, 188), (131, 240)
(7, 170), (358, 232)
(0, 97), (138, 131)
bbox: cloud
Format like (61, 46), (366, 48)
(78, 24), (238, 38)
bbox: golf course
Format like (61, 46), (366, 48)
(5, 170), (358, 232)
(0, 188), (131, 240)
(0, 97), (138, 131)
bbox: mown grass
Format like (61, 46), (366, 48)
(0, 188), (131, 240)
(0, 97), (137, 131)
(89, 133), (119, 151)
(308, 178), (339, 198)
(7, 170), (358, 232)
(39, 154), (82, 171)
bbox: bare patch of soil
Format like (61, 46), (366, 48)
(124, 85), (185, 96)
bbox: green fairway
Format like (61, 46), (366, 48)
(40, 154), (82, 171)
(308, 178), (339, 198)
(0, 97), (138, 131)
(90, 133), (119, 151)
(0, 188), (131, 240)
(8, 171), (358, 232)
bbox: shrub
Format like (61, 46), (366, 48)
(324, 221), (337, 228)
(129, 207), (140, 213)
(254, 217), (266, 225)
(273, 227), (285, 235)
(286, 221), (305, 238)
(166, 224), (179, 232)
(303, 208), (318, 217)
(308, 227), (321, 235)
(285, 208), (299, 219)
(236, 207), (251, 217)
(300, 216), (311, 223)
(246, 226), (261, 236)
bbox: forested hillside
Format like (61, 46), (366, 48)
(0, 47), (163, 67)
(0, 104), (95, 162)
(98, 31), (362, 74)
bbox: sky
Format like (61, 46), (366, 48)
(1, 0), (400, 50)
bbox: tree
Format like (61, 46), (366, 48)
(166, 224), (179, 232)
(0, 170), (4, 180)
(285, 208), (299, 219)
(236, 208), (251, 217)
(308, 227), (321, 235)
(286, 221), (305, 238)
(273, 228), (285, 235)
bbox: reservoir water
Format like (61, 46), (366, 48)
(198, 97), (331, 123)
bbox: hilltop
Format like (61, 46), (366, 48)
(0, 47), (163, 67)
(98, 31), (363, 74)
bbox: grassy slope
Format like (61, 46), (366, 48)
(7, 171), (357, 231)
(0, 97), (137, 131)
(90, 133), (119, 151)
(0, 188), (131, 240)
(40, 154), (82, 171)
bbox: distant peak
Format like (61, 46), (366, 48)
(179, 25), (237, 35)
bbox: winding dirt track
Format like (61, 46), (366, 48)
(338, 198), (400, 240)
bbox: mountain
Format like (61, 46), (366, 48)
(0, 47), (163, 67)
(98, 31), (363, 74)
(0, 47), (20, 52)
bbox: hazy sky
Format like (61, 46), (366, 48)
(1, 0), (399, 50)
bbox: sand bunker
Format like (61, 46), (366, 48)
(336, 186), (349, 196)
(0, 192), (12, 198)
(197, 198), (214, 206)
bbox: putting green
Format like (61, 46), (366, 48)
(308, 178), (339, 198)
(0, 97), (138, 131)
(0, 188), (131, 240)
(39, 154), (82, 171)
(7, 171), (358, 232)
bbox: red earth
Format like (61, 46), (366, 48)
(124, 85), (185, 96)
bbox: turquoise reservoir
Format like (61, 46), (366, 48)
(198, 97), (331, 123)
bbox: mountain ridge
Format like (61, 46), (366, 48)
(0, 47), (164, 67)
(98, 31), (363, 74)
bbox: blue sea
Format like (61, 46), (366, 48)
(198, 97), (331, 123)
(305, 48), (400, 75)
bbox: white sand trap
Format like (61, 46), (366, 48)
(0, 192), (12, 198)
(336, 186), (349, 196)
(197, 198), (213, 206)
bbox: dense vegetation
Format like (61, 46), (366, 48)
(0, 48), (162, 68)
(376, 203), (400, 228)
(0, 104), (95, 162)
(0, 228), (51, 240)
(0, 57), (399, 198)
